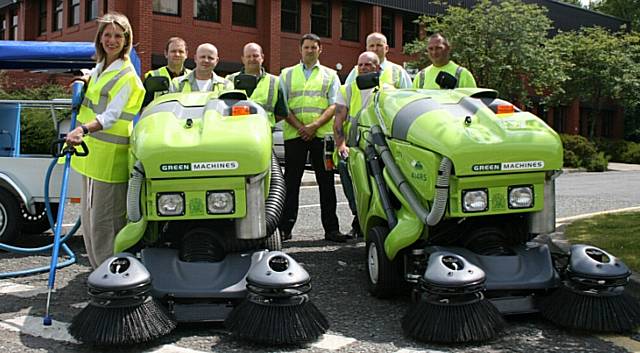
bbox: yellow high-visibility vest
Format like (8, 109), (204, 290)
(281, 63), (336, 140)
(144, 66), (191, 97)
(71, 60), (144, 183)
(172, 71), (232, 95)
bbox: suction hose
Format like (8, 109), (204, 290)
(370, 125), (452, 226)
(127, 161), (144, 222)
(265, 151), (285, 235)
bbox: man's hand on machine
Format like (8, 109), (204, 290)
(338, 144), (349, 160)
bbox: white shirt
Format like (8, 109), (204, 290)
(336, 87), (374, 115)
(196, 79), (213, 91)
(89, 59), (133, 130)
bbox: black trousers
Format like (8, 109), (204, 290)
(279, 137), (339, 234)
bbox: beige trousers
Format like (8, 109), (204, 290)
(81, 176), (127, 269)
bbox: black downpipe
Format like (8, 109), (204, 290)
(365, 144), (398, 229)
(265, 151), (286, 235)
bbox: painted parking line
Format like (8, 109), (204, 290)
(145, 344), (210, 353)
(311, 333), (357, 350)
(557, 206), (640, 224)
(69, 302), (88, 309)
(395, 349), (450, 353)
(598, 333), (640, 353)
(0, 281), (47, 298)
(300, 201), (349, 209)
(0, 315), (78, 343)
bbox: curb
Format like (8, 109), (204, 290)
(545, 218), (640, 301)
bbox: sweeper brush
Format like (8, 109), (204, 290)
(69, 254), (176, 345)
(225, 251), (329, 345)
(541, 245), (640, 332)
(402, 251), (504, 343)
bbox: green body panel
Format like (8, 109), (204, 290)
(349, 88), (563, 261)
(384, 207), (423, 260)
(114, 219), (147, 253)
(133, 102), (271, 180)
(145, 177), (246, 221)
(448, 172), (545, 217)
(150, 91), (217, 107)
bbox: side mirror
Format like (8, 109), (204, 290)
(356, 72), (380, 90)
(144, 76), (170, 94)
(234, 74), (258, 92)
(435, 71), (457, 89)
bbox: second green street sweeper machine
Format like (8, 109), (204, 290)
(342, 72), (640, 343)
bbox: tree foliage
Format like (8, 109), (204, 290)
(592, 0), (640, 31)
(405, 0), (568, 106)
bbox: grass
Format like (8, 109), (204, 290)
(563, 211), (640, 273)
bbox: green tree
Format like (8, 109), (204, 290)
(558, 0), (583, 6)
(405, 0), (568, 106)
(592, 0), (640, 30)
(547, 27), (640, 137)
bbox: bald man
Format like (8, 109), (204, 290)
(344, 32), (412, 89)
(226, 42), (287, 126)
(413, 33), (476, 89)
(172, 43), (232, 93)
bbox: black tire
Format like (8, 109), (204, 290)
(20, 202), (58, 234)
(0, 188), (21, 244)
(365, 226), (403, 298)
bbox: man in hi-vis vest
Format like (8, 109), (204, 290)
(144, 37), (190, 97)
(334, 52), (385, 239)
(344, 32), (412, 89)
(171, 43), (232, 94)
(279, 33), (346, 243)
(227, 42), (287, 127)
(413, 33), (477, 89)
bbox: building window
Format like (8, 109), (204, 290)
(0, 19), (4, 40)
(10, 12), (18, 40)
(381, 8), (395, 48)
(281, 0), (299, 33)
(402, 13), (419, 46)
(341, 2), (359, 42)
(153, 0), (180, 16)
(69, 0), (80, 26)
(232, 0), (256, 27)
(53, 0), (64, 31)
(86, 0), (99, 21)
(311, 0), (331, 38)
(39, 0), (47, 35)
(194, 0), (219, 22)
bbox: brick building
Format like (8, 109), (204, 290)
(0, 0), (629, 138)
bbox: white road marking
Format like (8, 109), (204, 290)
(395, 349), (450, 353)
(557, 206), (640, 224)
(145, 344), (210, 353)
(69, 302), (88, 309)
(300, 201), (349, 209)
(311, 333), (357, 350)
(0, 315), (78, 343)
(0, 281), (47, 298)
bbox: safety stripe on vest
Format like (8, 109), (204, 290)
(284, 65), (331, 100)
(418, 70), (425, 88)
(179, 72), (228, 93)
(82, 66), (134, 114)
(454, 66), (463, 88)
(290, 107), (325, 115)
(345, 84), (353, 122)
(263, 75), (276, 112)
(391, 66), (399, 87)
(89, 130), (130, 145)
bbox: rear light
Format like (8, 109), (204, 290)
(231, 105), (251, 116)
(496, 105), (514, 114)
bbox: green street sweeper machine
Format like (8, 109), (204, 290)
(345, 73), (640, 343)
(70, 84), (328, 346)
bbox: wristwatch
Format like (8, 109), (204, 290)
(80, 125), (89, 135)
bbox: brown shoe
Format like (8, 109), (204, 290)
(324, 230), (347, 243)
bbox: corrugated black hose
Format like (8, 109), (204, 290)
(265, 151), (286, 235)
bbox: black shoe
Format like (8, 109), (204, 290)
(280, 230), (292, 241)
(324, 230), (347, 243)
(345, 227), (361, 239)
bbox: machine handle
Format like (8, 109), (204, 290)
(50, 138), (89, 158)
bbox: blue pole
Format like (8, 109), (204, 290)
(43, 80), (84, 326)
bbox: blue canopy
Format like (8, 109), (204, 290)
(0, 40), (141, 75)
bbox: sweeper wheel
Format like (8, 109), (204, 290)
(366, 226), (403, 298)
(20, 202), (57, 234)
(0, 187), (20, 244)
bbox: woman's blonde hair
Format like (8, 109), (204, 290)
(94, 12), (133, 63)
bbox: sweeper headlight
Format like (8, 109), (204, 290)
(156, 192), (185, 216)
(462, 189), (488, 212)
(508, 186), (533, 209)
(206, 191), (235, 214)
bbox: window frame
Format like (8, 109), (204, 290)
(381, 8), (395, 48)
(340, 1), (359, 42)
(232, 0), (256, 28)
(153, 0), (181, 17)
(402, 12), (419, 46)
(68, 0), (81, 27)
(280, 0), (300, 33)
(52, 0), (64, 32)
(39, 0), (47, 35)
(193, 0), (220, 23)
(85, 0), (99, 22)
(311, 0), (331, 38)
(10, 11), (18, 40)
